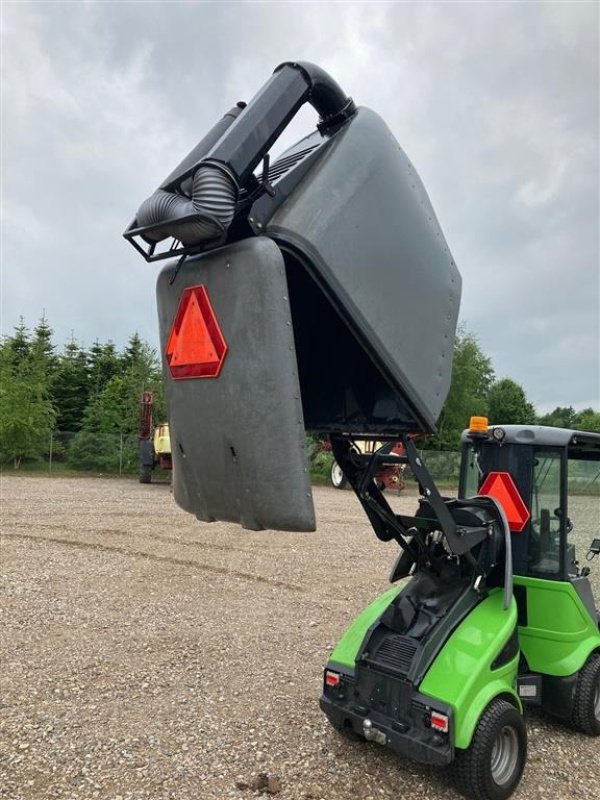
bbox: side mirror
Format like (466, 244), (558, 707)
(586, 538), (600, 561)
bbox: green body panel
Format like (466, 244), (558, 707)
(328, 585), (403, 671)
(514, 576), (600, 676)
(419, 589), (520, 750)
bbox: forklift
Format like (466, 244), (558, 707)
(124, 62), (600, 800)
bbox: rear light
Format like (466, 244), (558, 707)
(325, 670), (341, 688)
(430, 711), (449, 733)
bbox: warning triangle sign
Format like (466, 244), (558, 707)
(166, 285), (227, 379)
(479, 471), (530, 532)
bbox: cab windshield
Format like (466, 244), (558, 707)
(529, 451), (600, 577)
(568, 457), (600, 553)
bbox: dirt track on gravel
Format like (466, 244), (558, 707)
(1, 476), (598, 800)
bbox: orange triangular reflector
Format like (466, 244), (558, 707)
(170, 291), (218, 366)
(166, 285), (227, 379)
(479, 471), (530, 532)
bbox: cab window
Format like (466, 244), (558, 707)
(528, 449), (563, 576)
(567, 458), (600, 549)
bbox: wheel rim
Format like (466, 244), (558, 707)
(490, 725), (519, 786)
(331, 461), (345, 488)
(594, 674), (600, 722)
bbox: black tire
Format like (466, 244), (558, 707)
(453, 698), (527, 800)
(570, 653), (600, 735)
(139, 465), (152, 484)
(330, 460), (348, 490)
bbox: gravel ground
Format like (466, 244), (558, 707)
(1, 476), (598, 800)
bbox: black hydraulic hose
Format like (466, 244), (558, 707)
(131, 63), (355, 245)
(275, 61), (356, 124)
(135, 104), (245, 243)
(203, 62), (355, 185)
(160, 103), (246, 193)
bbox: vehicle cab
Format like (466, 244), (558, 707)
(459, 421), (600, 723)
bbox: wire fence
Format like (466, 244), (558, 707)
(9, 431), (142, 475)
(5, 431), (599, 515)
(4, 431), (466, 486)
(414, 449), (462, 486)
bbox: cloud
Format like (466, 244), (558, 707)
(1, 0), (598, 412)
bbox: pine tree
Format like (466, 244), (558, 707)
(0, 334), (56, 468)
(87, 340), (120, 400)
(81, 340), (164, 437)
(51, 338), (90, 432)
(121, 332), (144, 370)
(69, 337), (165, 471)
(32, 313), (58, 373)
(8, 317), (31, 366)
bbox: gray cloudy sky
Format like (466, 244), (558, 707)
(2, 1), (598, 412)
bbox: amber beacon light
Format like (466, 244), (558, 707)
(469, 416), (489, 434)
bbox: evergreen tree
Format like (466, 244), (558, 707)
(81, 340), (164, 436)
(69, 338), (165, 470)
(7, 317), (31, 366)
(32, 314), (58, 374)
(0, 335), (56, 468)
(51, 339), (90, 432)
(120, 332), (144, 370)
(0, 315), (168, 470)
(87, 340), (120, 400)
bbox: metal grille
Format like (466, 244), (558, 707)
(368, 635), (418, 675)
(265, 144), (320, 183)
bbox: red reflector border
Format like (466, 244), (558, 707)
(165, 284), (228, 379)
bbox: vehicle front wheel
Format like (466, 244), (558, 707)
(330, 460), (348, 490)
(453, 698), (527, 800)
(570, 653), (600, 735)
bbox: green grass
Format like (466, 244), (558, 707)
(0, 462), (172, 481)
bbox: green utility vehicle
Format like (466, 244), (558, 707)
(322, 422), (600, 800)
(124, 62), (599, 800)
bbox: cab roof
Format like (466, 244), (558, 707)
(461, 424), (600, 457)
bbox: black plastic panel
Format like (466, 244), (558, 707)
(268, 107), (461, 433)
(284, 252), (416, 433)
(156, 237), (315, 532)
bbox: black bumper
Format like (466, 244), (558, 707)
(320, 693), (453, 766)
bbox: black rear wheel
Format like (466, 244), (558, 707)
(453, 698), (526, 800)
(570, 653), (600, 735)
